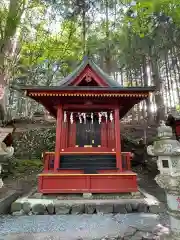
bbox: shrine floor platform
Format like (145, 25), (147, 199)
(38, 172), (138, 194)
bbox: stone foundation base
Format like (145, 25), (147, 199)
(11, 197), (166, 216)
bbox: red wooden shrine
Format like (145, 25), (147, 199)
(21, 57), (154, 194)
(166, 114), (180, 141)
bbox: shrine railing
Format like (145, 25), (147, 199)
(122, 152), (132, 171)
(42, 151), (132, 172)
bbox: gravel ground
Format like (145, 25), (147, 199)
(0, 213), (170, 240)
(33, 192), (143, 200)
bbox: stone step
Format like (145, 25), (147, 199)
(11, 197), (165, 216)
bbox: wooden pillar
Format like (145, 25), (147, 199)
(54, 104), (63, 171)
(43, 152), (49, 171)
(114, 108), (122, 171)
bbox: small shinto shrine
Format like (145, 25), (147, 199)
(21, 57), (154, 194)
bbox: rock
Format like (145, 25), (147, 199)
(46, 203), (54, 214)
(130, 230), (145, 240)
(83, 193), (92, 199)
(131, 203), (139, 211)
(142, 232), (158, 240)
(32, 203), (46, 215)
(138, 203), (148, 213)
(71, 204), (85, 214)
(54, 202), (71, 214)
(123, 226), (137, 237)
(149, 203), (165, 214)
(11, 201), (22, 213)
(28, 211), (33, 215)
(131, 192), (141, 198)
(125, 203), (133, 213)
(96, 203), (113, 214)
(12, 210), (24, 216)
(130, 231), (157, 240)
(85, 203), (96, 214)
(152, 225), (169, 236)
(113, 203), (127, 214)
(22, 202), (31, 214)
(32, 193), (43, 199)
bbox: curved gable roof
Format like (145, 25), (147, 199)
(59, 57), (121, 87)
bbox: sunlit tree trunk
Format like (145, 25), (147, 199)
(82, 0), (86, 55)
(0, 0), (27, 122)
(142, 55), (151, 121)
(104, 0), (111, 74)
(150, 53), (165, 123)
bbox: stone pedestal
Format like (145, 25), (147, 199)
(147, 121), (180, 239)
(156, 174), (180, 239)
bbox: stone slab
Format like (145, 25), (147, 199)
(11, 197), (164, 215)
(30, 191), (144, 200)
(54, 202), (71, 214)
(46, 203), (55, 214)
(13, 197), (146, 205)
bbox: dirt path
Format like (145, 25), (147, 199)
(137, 168), (166, 203)
(0, 174), (37, 199)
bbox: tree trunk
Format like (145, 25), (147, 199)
(104, 0), (111, 74)
(142, 55), (152, 121)
(0, 0), (30, 124)
(82, 0), (86, 55)
(150, 55), (165, 123)
(0, 51), (8, 122)
(0, 0), (27, 123)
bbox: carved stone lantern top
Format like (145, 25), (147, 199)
(147, 121), (180, 156)
(147, 121), (180, 177)
(158, 120), (173, 139)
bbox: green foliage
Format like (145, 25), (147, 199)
(21, 21), (82, 65)
(14, 128), (56, 159)
(2, 157), (43, 179)
(1, 0), (180, 125)
(11, 158), (43, 178)
(123, 0), (180, 36)
(13, 159), (42, 173)
(176, 105), (180, 112)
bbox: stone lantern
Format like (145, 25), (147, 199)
(147, 121), (180, 239)
(0, 128), (14, 188)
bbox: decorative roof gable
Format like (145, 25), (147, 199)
(59, 56), (121, 87)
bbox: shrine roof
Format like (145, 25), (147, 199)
(20, 86), (155, 92)
(58, 57), (121, 87)
(18, 57), (155, 92)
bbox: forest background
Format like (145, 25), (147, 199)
(1, 0), (180, 161)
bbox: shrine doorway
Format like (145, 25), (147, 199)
(76, 118), (101, 147)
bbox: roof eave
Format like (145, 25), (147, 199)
(19, 86), (156, 92)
